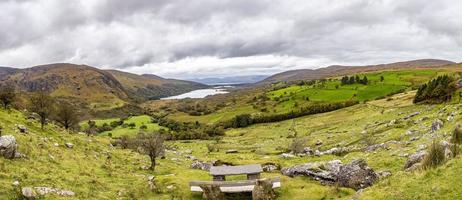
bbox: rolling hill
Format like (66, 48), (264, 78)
(260, 59), (456, 84)
(0, 63), (207, 110)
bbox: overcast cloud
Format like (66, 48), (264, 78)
(1, 0), (462, 78)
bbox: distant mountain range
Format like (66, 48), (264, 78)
(259, 59), (456, 84)
(0, 63), (207, 109)
(189, 75), (268, 85)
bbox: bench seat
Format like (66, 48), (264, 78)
(189, 177), (281, 193)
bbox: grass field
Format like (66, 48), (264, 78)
(80, 115), (166, 137)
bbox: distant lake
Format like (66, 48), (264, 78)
(161, 87), (230, 100)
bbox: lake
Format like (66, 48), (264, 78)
(161, 87), (229, 100)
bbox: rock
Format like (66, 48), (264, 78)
(262, 163), (280, 172)
(65, 143), (74, 149)
(417, 144), (427, 151)
(184, 149), (192, 154)
(14, 152), (27, 159)
(377, 171), (392, 178)
(324, 160), (342, 174)
(53, 143), (59, 147)
(22, 187), (38, 199)
(337, 159), (378, 190)
(410, 137), (420, 142)
(280, 153), (295, 159)
(431, 119), (444, 132)
(323, 147), (349, 155)
(186, 155), (197, 160)
(404, 151), (427, 169)
(252, 178), (276, 200)
(404, 112), (420, 120)
(0, 135), (17, 159)
(191, 160), (212, 171)
(166, 185), (175, 190)
(281, 161), (337, 183)
(316, 140), (323, 145)
(34, 187), (75, 196)
(17, 125), (27, 133)
(12, 180), (20, 186)
(225, 149), (238, 154)
(302, 147), (314, 155)
(364, 143), (389, 152)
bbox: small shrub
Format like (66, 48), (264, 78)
(289, 137), (307, 155)
(140, 124), (148, 130)
(422, 141), (446, 169)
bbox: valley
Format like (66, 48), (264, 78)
(2, 60), (462, 199)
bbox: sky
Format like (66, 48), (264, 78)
(1, 0), (462, 79)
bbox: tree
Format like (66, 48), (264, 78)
(349, 76), (355, 84)
(54, 102), (79, 130)
(29, 91), (54, 129)
(380, 75), (384, 82)
(361, 76), (368, 85)
(87, 120), (97, 136)
(134, 132), (165, 170)
(0, 83), (15, 109)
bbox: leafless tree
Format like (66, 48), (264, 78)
(29, 91), (54, 129)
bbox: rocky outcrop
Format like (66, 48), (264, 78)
(337, 159), (378, 190)
(282, 159), (377, 190)
(190, 160), (212, 171)
(262, 163), (281, 172)
(0, 135), (17, 159)
(431, 119), (444, 132)
(404, 151), (427, 170)
(21, 187), (75, 198)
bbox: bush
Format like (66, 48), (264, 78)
(422, 141), (446, 169)
(289, 137), (307, 155)
(414, 75), (456, 104)
(140, 124), (148, 130)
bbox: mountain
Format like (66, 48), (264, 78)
(189, 75), (268, 85)
(260, 59), (456, 84)
(0, 63), (207, 109)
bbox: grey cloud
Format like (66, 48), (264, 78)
(0, 0), (462, 78)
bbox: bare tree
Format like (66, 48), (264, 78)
(0, 83), (15, 109)
(86, 120), (97, 136)
(134, 132), (165, 171)
(29, 91), (54, 129)
(54, 101), (79, 130)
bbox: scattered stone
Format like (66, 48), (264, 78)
(364, 143), (389, 152)
(184, 149), (192, 154)
(337, 159), (378, 190)
(323, 147), (349, 155)
(166, 185), (175, 190)
(377, 171), (392, 178)
(404, 112), (420, 120)
(303, 147), (314, 155)
(410, 137), (420, 142)
(417, 144), (427, 151)
(280, 153), (295, 159)
(315, 140), (323, 145)
(17, 125), (28, 133)
(186, 155), (197, 160)
(0, 135), (18, 159)
(22, 187), (38, 199)
(53, 143), (59, 147)
(431, 119), (444, 132)
(225, 149), (238, 154)
(12, 180), (20, 186)
(64, 143), (74, 149)
(404, 151), (427, 170)
(191, 160), (212, 171)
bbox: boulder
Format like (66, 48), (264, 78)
(377, 171), (392, 178)
(281, 161), (338, 183)
(431, 119), (444, 132)
(191, 160), (212, 171)
(323, 147), (349, 155)
(404, 151), (427, 170)
(364, 143), (388, 152)
(262, 163), (280, 172)
(337, 159), (378, 190)
(22, 187), (38, 199)
(315, 140), (323, 145)
(280, 153), (295, 159)
(0, 135), (17, 159)
(65, 143), (74, 149)
(225, 149), (238, 154)
(17, 125), (27, 133)
(34, 187), (75, 196)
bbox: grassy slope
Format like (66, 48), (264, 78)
(80, 115), (166, 137)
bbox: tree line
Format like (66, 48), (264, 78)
(225, 100), (359, 128)
(0, 83), (80, 131)
(340, 75), (369, 85)
(414, 75), (456, 104)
